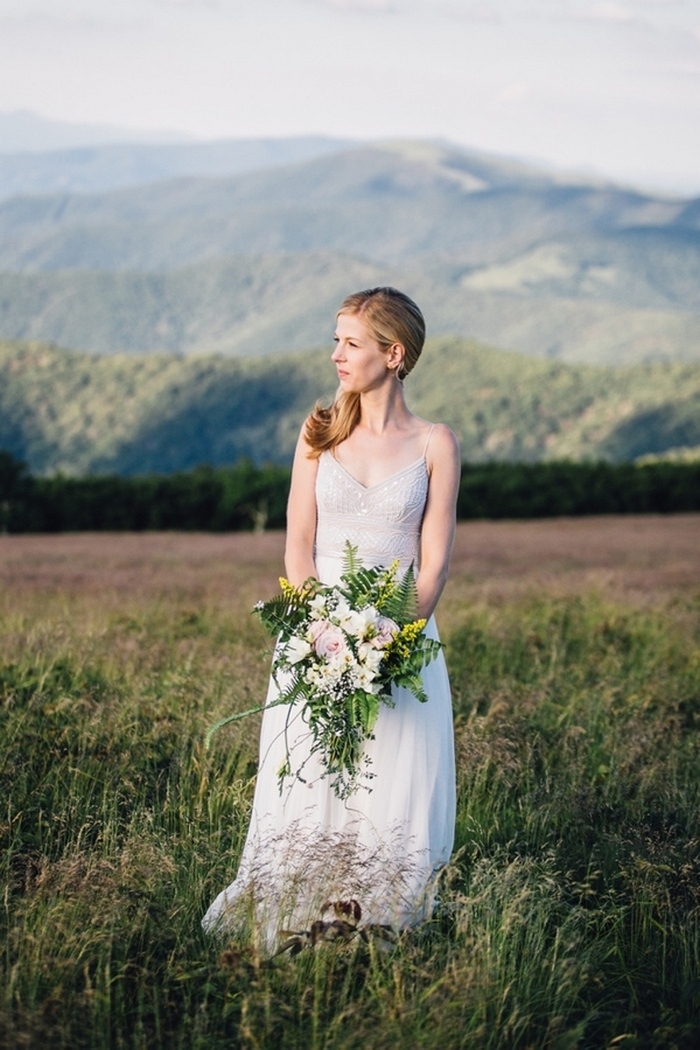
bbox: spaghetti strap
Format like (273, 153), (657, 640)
(422, 423), (436, 459)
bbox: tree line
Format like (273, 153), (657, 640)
(1, 450), (698, 534)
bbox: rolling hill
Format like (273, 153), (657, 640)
(0, 110), (191, 153)
(0, 136), (357, 199)
(0, 141), (697, 366)
(2, 338), (699, 476)
(1, 141), (697, 274)
(1, 252), (698, 365)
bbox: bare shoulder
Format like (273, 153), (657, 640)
(294, 415), (317, 454)
(426, 423), (460, 468)
(290, 417), (319, 475)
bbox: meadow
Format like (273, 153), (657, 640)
(1, 516), (699, 1049)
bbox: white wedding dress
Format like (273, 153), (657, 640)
(202, 440), (456, 950)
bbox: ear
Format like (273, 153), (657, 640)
(386, 342), (405, 370)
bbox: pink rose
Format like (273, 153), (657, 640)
(309, 620), (348, 660)
(372, 616), (399, 649)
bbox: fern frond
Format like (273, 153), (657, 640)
(343, 568), (381, 608)
(341, 542), (361, 577)
(379, 562), (418, 622)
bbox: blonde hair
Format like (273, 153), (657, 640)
(305, 287), (425, 457)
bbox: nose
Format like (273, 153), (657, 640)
(331, 342), (344, 362)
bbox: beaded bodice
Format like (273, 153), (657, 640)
(314, 450), (429, 572)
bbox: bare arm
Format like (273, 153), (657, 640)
(416, 425), (460, 620)
(284, 421), (319, 586)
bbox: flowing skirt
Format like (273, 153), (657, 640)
(202, 552), (456, 950)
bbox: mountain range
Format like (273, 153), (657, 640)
(0, 133), (356, 199)
(0, 140), (697, 367)
(1, 125), (699, 477)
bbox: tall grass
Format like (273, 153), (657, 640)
(1, 582), (699, 1048)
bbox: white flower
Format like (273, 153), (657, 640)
(331, 596), (352, 621)
(308, 593), (328, 619)
(285, 635), (312, 664)
(334, 602), (379, 639)
(318, 662), (342, 687)
(304, 665), (322, 686)
(353, 667), (381, 692)
(358, 642), (383, 671)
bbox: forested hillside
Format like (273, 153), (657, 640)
(1, 250), (699, 364)
(0, 141), (697, 366)
(2, 338), (699, 476)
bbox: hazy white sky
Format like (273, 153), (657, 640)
(0, 0), (698, 192)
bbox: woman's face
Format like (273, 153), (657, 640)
(332, 312), (399, 394)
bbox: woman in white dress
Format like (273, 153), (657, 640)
(203, 287), (460, 950)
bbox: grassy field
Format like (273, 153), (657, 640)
(1, 517), (699, 1048)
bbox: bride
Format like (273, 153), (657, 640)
(203, 287), (459, 949)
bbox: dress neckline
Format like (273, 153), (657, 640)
(326, 450), (428, 493)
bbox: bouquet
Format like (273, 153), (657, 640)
(208, 544), (443, 799)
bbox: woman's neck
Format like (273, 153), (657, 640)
(358, 383), (411, 434)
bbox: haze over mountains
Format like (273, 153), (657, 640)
(0, 138), (698, 367)
(0, 116), (698, 474)
(0, 111), (194, 154)
(0, 132), (357, 199)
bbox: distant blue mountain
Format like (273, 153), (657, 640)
(0, 121), (358, 198)
(0, 109), (192, 154)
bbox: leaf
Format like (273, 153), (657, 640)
(378, 561), (419, 624)
(392, 670), (429, 703)
(341, 541), (361, 577)
(364, 694), (380, 734)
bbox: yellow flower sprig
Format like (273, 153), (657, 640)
(387, 618), (427, 660)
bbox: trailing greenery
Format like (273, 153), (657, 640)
(1, 565), (699, 1047)
(3, 338), (700, 477)
(2, 451), (699, 533)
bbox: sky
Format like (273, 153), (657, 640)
(0, 0), (698, 194)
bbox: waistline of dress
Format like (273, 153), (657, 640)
(314, 547), (419, 572)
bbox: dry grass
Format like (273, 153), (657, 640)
(2, 514), (698, 608)
(1, 516), (699, 1049)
